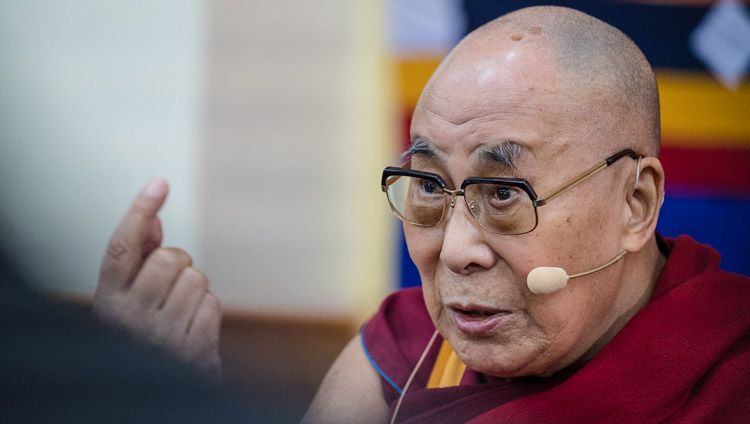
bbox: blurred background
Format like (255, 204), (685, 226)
(1, 0), (748, 422)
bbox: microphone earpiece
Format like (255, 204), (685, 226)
(526, 251), (628, 295)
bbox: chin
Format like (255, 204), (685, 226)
(449, 329), (565, 379)
(447, 334), (527, 377)
(462, 354), (528, 378)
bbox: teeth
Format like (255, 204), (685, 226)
(467, 310), (494, 317)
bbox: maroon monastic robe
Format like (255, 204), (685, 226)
(362, 236), (750, 423)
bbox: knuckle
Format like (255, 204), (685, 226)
(148, 248), (176, 268)
(203, 292), (222, 315)
(105, 234), (131, 263)
(180, 267), (209, 291)
(149, 247), (190, 270)
(171, 248), (193, 265)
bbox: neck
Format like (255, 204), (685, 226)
(620, 234), (667, 323)
(573, 235), (666, 368)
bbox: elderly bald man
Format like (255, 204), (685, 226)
(93, 5), (750, 424)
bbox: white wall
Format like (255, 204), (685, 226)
(0, 1), (394, 317)
(0, 1), (206, 294)
(200, 0), (395, 316)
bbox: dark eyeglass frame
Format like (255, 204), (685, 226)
(381, 149), (641, 235)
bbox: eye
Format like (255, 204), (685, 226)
(484, 184), (521, 209)
(494, 187), (512, 201)
(421, 179), (438, 194)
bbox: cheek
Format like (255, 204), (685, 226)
(404, 224), (442, 281)
(527, 294), (578, 335)
(525, 293), (592, 360)
(404, 225), (445, 320)
(533, 199), (621, 271)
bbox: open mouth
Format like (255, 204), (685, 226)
(449, 305), (510, 335)
(455, 309), (498, 318)
(450, 304), (510, 319)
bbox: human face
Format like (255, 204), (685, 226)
(406, 43), (635, 378)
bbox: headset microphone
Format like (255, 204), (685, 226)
(526, 251), (627, 294)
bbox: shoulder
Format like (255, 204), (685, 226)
(360, 287), (439, 402)
(654, 234), (750, 299)
(303, 289), (433, 423)
(302, 334), (391, 424)
(361, 287), (434, 361)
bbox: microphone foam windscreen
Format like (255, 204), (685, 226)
(527, 267), (568, 294)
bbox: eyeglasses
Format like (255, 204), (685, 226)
(381, 149), (640, 235)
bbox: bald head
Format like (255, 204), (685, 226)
(422, 6), (660, 157)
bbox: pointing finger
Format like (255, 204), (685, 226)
(99, 177), (169, 292)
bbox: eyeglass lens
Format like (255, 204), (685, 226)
(385, 175), (537, 234)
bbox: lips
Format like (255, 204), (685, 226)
(449, 304), (510, 336)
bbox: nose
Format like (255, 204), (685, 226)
(439, 196), (497, 275)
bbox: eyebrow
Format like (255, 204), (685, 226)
(402, 135), (437, 160)
(403, 137), (528, 171)
(477, 141), (527, 170)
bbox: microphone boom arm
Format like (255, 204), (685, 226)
(569, 251), (627, 279)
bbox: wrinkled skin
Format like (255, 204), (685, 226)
(405, 36), (653, 378)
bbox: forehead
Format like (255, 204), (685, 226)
(410, 43), (595, 170)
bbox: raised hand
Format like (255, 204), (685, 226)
(92, 178), (221, 381)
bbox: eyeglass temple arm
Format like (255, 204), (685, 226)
(534, 150), (638, 207)
(534, 161), (608, 206)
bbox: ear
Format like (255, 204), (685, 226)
(621, 157), (664, 252)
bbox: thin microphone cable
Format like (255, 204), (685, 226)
(389, 329), (440, 424)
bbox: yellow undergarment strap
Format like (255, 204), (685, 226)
(426, 339), (467, 389)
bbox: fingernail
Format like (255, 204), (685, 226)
(142, 177), (167, 197)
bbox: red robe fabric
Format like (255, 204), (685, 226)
(361, 235), (750, 423)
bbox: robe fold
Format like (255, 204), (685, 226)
(361, 235), (750, 423)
